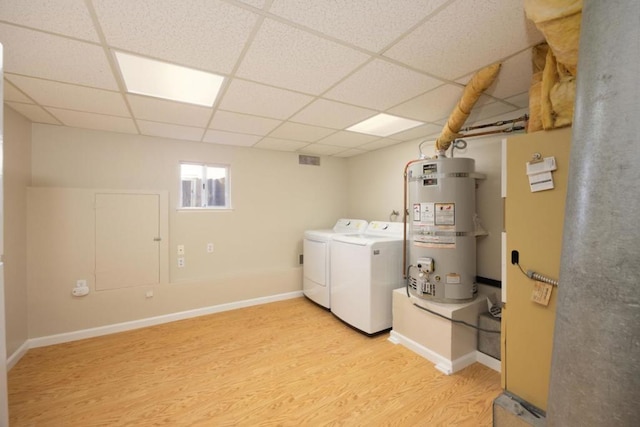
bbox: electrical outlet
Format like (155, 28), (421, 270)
(177, 245), (185, 255)
(177, 257), (185, 268)
(72, 280), (89, 297)
(207, 243), (214, 253)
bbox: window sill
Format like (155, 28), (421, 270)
(177, 207), (234, 212)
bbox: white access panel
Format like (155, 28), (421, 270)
(95, 193), (160, 290)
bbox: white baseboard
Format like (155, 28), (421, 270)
(447, 351), (478, 375)
(476, 351), (501, 372)
(389, 330), (460, 375)
(388, 330), (500, 375)
(8, 291), (303, 369)
(7, 341), (30, 371)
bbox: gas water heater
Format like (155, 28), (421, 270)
(407, 157), (483, 303)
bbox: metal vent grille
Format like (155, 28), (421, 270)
(299, 155), (320, 166)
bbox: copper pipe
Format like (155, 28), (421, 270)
(458, 126), (526, 139)
(460, 114), (529, 132)
(402, 158), (425, 279)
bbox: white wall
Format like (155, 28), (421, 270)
(3, 106), (31, 356)
(346, 135), (504, 281)
(27, 124), (348, 337)
(23, 120), (506, 338)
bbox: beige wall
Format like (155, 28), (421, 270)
(28, 124), (347, 337)
(346, 135), (504, 281)
(19, 121), (504, 339)
(3, 106), (31, 355)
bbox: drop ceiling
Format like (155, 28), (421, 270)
(0, 0), (543, 157)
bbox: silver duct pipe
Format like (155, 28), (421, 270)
(547, 0), (640, 425)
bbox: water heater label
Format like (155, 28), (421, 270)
(422, 163), (438, 186)
(446, 274), (461, 284)
(413, 202), (435, 224)
(435, 203), (455, 225)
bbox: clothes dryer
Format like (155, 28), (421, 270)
(330, 221), (405, 334)
(303, 219), (368, 309)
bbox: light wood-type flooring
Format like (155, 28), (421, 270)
(9, 297), (501, 426)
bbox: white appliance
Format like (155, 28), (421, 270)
(303, 219), (368, 309)
(330, 221), (406, 334)
(406, 157), (482, 302)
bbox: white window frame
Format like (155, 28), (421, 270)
(178, 162), (231, 210)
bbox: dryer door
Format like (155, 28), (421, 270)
(303, 238), (327, 286)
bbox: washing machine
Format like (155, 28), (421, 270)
(303, 219), (368, 309)
(330, 221), (406, 334)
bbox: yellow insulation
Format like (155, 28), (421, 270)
(434, 62), (501, 152)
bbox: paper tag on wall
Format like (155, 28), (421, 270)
(529, 171), (554, 192)
(526, 156), (557, 192)
(526, 156), (556, 175)
(531, 281), (553, 306)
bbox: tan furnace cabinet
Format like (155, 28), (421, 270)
(502, 127), (572, 411)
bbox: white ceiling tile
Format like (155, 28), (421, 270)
(334, 148), (367, 158)
(0, 0), (547, 158)
(456, 49), (534, 100)
(4, 80), (32, 103)
(268, 122), (335, 142)
(324, 59), (443, 110)
(237, 0), (266, 9)
(0, 23), (118, 89)
(127, 95), (213, 128)
(210, 110), (282, 135)
(358, 138), (404, 151)
(6, 102), (60, 124)
(92, 0), (258, 74)
(316, 131), (378, 148)
(0, 0), (99, 42)
(505, 92), (529, 109)
(138, 120), (204, 142)
(47, 108), (138, 134)
(203, 130), (262, 147)
(291, 99), (376, 129)
(297, 144), (347, 156)
(390, 123), (443, 141)
(6, 74), (129, 117)
(475, 107), (530, 126)
(254, 137), (309, 152)
(219, 79), (313, 120)
(461, 101), (518, 127)
(236, 18), (369, 95)
(384, 0), (544, 79)
(269, 0), (449, 52)
(389, 84), (464, 122)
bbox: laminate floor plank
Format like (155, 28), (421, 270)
(9, 297), (501, 426)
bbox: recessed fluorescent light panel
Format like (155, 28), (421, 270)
(115, 51), (224, 107)
(346, 113), (424, 137)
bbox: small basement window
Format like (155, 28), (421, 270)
(179, 162), (230, 209)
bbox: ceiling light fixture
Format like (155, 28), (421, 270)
(346, 113), (424, 137)
(115, 51), (224, 107)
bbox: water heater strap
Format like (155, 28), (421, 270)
(409, 172), (485, 181)
(415, 230), (473, 237)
